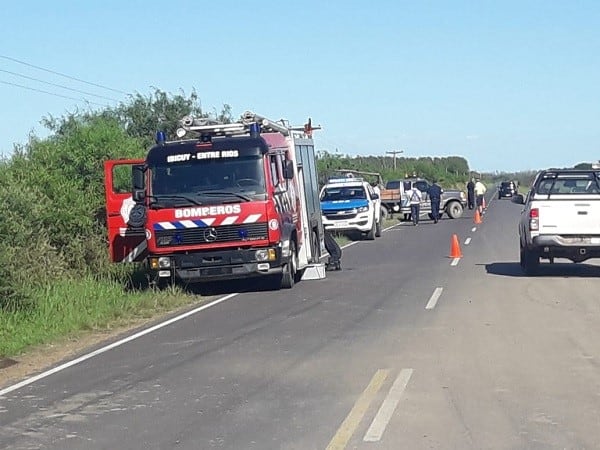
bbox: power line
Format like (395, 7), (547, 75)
(0, 68), (120, 102)
(0, 54), (129, 95)
(0, 80), (107, 107)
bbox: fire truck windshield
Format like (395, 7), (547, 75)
(150, 155), (266, 206)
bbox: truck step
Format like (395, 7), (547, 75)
(301, 263), (326, 280)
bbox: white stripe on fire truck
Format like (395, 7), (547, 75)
(243, 214), (262, 223)
(156, 221), (177, 230)
(154, 218), (217, 230)
(220, 215), (239, 225)
(123, 240), (147, 263)
(179, 220), (198, 228)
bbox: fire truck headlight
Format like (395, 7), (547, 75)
(255, 249), (277, 261)
(158, 257), (171, 268)
(255, 250), (269, 261)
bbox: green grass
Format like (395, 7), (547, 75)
(0, 276), (197, 357)
(1, 219), (404, 358)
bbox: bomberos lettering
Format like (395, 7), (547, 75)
(175, 204), (242, 218)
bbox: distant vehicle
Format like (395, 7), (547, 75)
(515, 168), (600, 275)
(379, 178), (467, 221)
(498, 181), (518, 199)
(320, 175), (382, 240)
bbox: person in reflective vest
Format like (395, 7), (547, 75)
(405, 185), (423, 226)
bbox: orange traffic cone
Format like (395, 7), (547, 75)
(449, 234), (463, 258)
(482, 197), (487, 210)
(474, 209), (482, 224)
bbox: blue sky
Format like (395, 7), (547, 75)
(1, 0), (599, 173)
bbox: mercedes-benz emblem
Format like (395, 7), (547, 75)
(203, 227), (218, 242)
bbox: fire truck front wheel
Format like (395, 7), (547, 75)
(280, 242), (298, 289)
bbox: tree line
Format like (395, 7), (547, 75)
(316, 150), (471, 188)
(2, 88), (532, 311)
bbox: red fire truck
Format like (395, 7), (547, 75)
(104, 111), (326, 289)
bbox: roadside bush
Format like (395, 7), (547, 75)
(0, 117), (145, 311)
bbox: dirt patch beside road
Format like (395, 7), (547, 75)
(0, 314), (174, 391)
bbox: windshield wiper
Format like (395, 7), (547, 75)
(148, 194), (203, 208)
(196, 191), (252, 202)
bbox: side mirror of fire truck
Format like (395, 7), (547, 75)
(283, 160), (295, 180)
(132, 164), (146, 202)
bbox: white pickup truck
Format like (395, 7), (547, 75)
(516, 168), (600, 275)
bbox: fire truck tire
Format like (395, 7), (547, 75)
(280, 242), (297, 289)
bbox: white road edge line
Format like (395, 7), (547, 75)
(363, 368), (414, 442)
(450, 258), (460, 266)
(0, 293), (239, 397)
(464, 237), (472, 245)
(425, 287), (443, 310)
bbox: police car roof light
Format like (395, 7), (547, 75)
(327, 177), (364, 184)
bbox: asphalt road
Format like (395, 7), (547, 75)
(2, 195), (600, 449)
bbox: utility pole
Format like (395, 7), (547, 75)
(386, 150), (404, 170)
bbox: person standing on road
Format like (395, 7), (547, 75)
(467, 178), (475, 210)
(429, 179), (443, 224)
(474, 178), (487, 215)
(324, 230), (342, 271)
(405, 184), (423, 226)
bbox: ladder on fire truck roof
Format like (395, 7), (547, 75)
(175, 111), (320, 139)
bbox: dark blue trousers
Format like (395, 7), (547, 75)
(410, 204), (420, 225)
(431, 199), (441, 222)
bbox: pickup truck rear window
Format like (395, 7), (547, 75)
(536, 176), (600, 195)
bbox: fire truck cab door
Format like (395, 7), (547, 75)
(104, 159), (147, 263)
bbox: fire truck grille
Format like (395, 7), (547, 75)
(155, 223), (269, 247)
(155, 222), (269, 247)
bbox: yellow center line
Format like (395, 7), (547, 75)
(326, 369), (389, 450)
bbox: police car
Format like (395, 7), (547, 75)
(320, 176), (382, 239)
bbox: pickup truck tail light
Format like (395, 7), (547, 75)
(529, 208), (539, 231)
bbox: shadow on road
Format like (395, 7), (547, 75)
(184, 277), (278, 296)
(484, 261), (600, 278)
